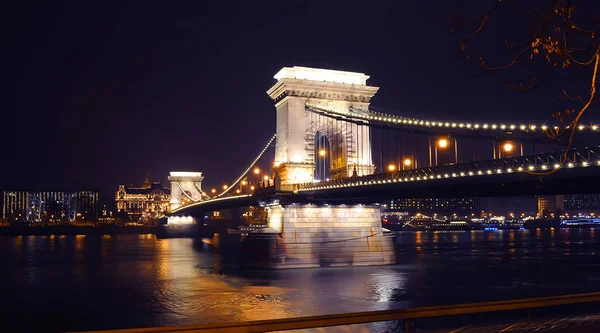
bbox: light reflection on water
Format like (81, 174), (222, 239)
(0, 229), (600, 332)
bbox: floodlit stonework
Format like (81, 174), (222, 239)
(267, 66), (379, 184)
(168, 172), (204, 211)
(241, 204), (396, 269)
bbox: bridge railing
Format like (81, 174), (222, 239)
(70, 292), (600, 332)
(298, 146), (600, 191)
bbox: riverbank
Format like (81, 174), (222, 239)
(0, 225), (156, 236)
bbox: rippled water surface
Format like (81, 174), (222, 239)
(1, 229), (600, 332)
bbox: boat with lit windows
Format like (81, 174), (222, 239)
(560, 217), (600, 227)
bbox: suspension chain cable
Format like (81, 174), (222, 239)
(217, 134), (276, 197)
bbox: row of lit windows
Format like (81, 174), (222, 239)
(2, 191), (98, 220)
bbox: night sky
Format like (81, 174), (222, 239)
(4, 1), (597, 204)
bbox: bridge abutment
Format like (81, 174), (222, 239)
(241, 204), (396, 269)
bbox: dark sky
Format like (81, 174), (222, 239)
(3, 0), (597, 204)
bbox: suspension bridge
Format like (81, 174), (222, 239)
(165, 66), (600, 269)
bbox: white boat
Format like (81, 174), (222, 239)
(560, 217), (600, 226)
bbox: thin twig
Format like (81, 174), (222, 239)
(527, 47), (599, 176)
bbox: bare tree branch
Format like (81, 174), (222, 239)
(481, 45), (533, 71)
(529, 46), (599, 176)
(559, 89), (586, 103)
(461, 0), (503, 51)
(459, 0), (600, 177)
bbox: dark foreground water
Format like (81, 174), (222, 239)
(1, 229), (600, 332)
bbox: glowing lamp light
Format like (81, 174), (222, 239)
(250, 185), (255, 191)
(263, 175), (269, 181)
(319, 149), (326, 157)
(274, 161), (281, 167)
(211, 189), (216, 194)
(387, 164), (396, 172)
(222, 185), (228, 190)
(253, 167), (260, 175)
(437, 138), (449, 148)
(503, 142), (514, 153)
(403, 158), (412, 167)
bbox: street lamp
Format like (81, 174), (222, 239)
(503, 142), (514, 153)
(403, 158), (412, 170)
(387, 164), (396, 172)
(437, 138), (449, 149)
(211, 188), (216, 194)
(319, 149), (327, 180)
(351, 156), (358, 177)
(435, 138), (449, 166)
(253, 167), (260, 186)
(222, 184), (228, 190)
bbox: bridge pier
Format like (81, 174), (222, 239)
(157, 215), (198, 238)
(240, 203), (396, 269)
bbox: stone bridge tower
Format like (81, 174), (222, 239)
(168, 171), (204, 211)
(267, 66), (379, 185)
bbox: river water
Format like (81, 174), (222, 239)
(1, 229), (600, 332)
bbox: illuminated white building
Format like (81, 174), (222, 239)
(115, 174), (170, 220)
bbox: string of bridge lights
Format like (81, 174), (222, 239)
(217, 134), (276, 197)
(305, 104), (600, 133)
(298, 160), (600, 192)
(172, 194), (253, 212)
